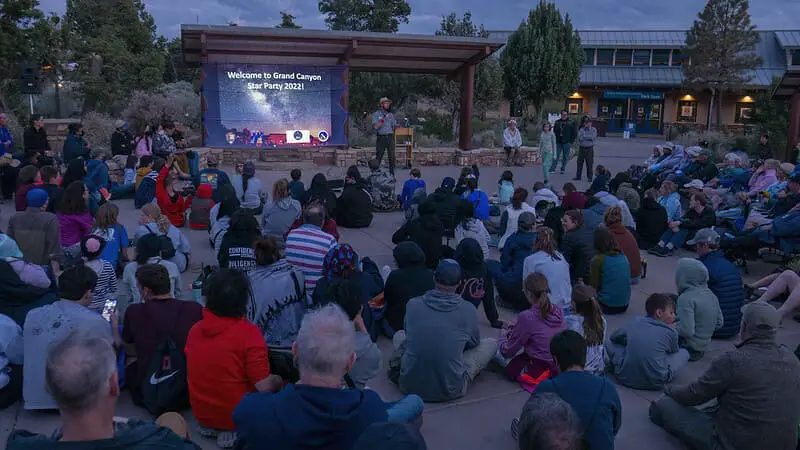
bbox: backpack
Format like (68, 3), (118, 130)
(145, 224), (177, 259)
(140, 307), (189, 416)
(135, 176), (156, 209)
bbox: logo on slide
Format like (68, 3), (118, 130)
(285, 130), (311, 144)
(293, 130), (303, 141)
(150, 370), (179, 385)
(318, 130), (329, 142)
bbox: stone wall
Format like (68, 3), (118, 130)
(43, 118), (81, 151)
(191, 146), (541, 170)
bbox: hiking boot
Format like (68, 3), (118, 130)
(688, 349), (704, 362)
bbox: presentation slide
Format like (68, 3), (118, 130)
(203, 64), (348, 148)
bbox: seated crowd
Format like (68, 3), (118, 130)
(1, 133), (800, 450)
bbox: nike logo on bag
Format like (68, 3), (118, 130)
(150, 371), (179, 385)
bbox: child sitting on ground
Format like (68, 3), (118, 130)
(135, 156), (154, 190)
(605, 293), (689, 390)
(197, 154), (231, 202)
(134, 157), (161, 209)
(400, 167), (426, 210)
(189, 184), (216, 230)
(674, 258), (724, 361)
(40, 165), (63, 213)
(565, 284), (607, 375)
(288, 168), (304, 201)
(497, 170), (515, 206)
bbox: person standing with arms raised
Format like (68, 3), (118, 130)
(372, 97), (397, 175)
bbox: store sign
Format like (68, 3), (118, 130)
(603, 91), (664, 100)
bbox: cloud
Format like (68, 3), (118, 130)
(38, 0), (800, 37)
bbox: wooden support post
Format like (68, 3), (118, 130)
(788, 92), (800, 161)
(458, 64), (475, 151)
(343, 66), (350, 149)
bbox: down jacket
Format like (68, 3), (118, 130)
(698, 251), (743, 338)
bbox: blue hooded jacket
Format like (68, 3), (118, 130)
(0, 126), (13, 155)
(699, 251), (742, 338)
(85, 159), (109, 193)
(234, 384), (387, 450)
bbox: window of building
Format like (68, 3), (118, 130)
(566, 99), (584, 115)
(583, 48), (595, 65)
(792, 50), (800, 66)
(735, 102), (754, 124)
(633, 49), (651, 66)
(615, 49), (633, 66)
(596, 49), (614, 65)
(652, 49), (670, 66)
(672, 50), (687, 66)
(677, 100), (698, 122)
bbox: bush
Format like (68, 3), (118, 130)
(674, 130), (734, 159)
(122, 82), (201, 134)
(82, 112), (116, 149)
(417, 110), (453, 141)
(472, 130), (497, 148)
(348, 126), (373, 148)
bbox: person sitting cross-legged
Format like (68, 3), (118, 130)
(23, 266), (120, 411)
(486, 212), (537, 311)
(690, 228), (743, 339)
(606, 293), (689, 391)
(650, 301), (800, 450)
(234, 304), (388, 450)
(186, 269), (281, 449)
(673, 258), (723, 361)
(328, 278), (424, 422)
(391, 259), (497, 402)
(511, 330), (622, 450)
(649, 192), (715, 257)
(7, 332), (199, 449)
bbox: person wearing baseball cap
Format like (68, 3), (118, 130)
(197, 153), (231, 202)
(650, 300), (800, 450)
(372, 97), (397, 175)
(6, 188), (62, 266)
(392, 259), (497, 402)
(690, 228), (743, 338)
(648, 190), (715, 257)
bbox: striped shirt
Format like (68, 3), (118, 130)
(285, 224), (337, 299)
(85, 259), (118, 313)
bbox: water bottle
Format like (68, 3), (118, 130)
(192, 279), (203, 304)
(641, 258), (648, 279)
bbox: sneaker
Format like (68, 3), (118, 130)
(688, 349), (704, 362)
(587, 177), (593, 183)
(665, 247), (675, 256)
(549, 168), (556, 174)
(560, 170), (565, 175)
(647, 245), (662, 255)
(652, 246), (669, 257)
(511, 417), (520, 441)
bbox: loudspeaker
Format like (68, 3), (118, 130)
(19, 63), (40, 95)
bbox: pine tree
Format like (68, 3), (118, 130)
(276, 11), (301, 29)
(500, 1), (583, 122)
(684, 0), (761, 129)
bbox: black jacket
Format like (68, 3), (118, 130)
(23, 127), (50, 152)
(455, 238), (497, 324)
(560, 225), (595, 282)
(635, 197), (668, 249)
(218, 233), (258, 272)
(384, 242), (434, 332)
(392, 213), (445, 269)
(111, 129), (134, 156)
(336, 181), (373, 229)
(554, 118), (576, 145)
(0, 261), (57, 327)
(685, 160), (719, 183)
(425, 188), (461, 232)
(681, 206), (716, 231)
(300, 187), (338, 219)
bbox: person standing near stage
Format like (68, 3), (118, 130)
(552, 110), (576, 175)
(372, 97), (397, 175)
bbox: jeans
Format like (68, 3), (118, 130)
(659, 228), (690, 248)
(385, 394), (424, 422)
(649, 396), (717, 450)
(551, 143), (571, 172)
(376, 134), (396, 175)
(576, 146), (594, 180)
(486, 260), (527, 311)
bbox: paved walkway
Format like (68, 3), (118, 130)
(2, 137), (798, 449)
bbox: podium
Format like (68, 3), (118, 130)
(394, 127), (414, 169)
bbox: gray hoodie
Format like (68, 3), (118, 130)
(400, 288), (480, 402)
(675, 258), (723, 352)
(607, 316), (681, 390)
(262, 197), (302, 240)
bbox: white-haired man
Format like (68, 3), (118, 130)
(6, 332), (197, 449)
(234, 304), (387, 450)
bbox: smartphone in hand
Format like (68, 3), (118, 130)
(101, 299), (117, 322)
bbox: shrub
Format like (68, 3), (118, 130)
(82, 112), (116, 149)
(417, 110), (453, 141)
(674, 130), (734, 159)
(416, 133), (445, 148)
(472, 130), (497, 148)
(122, 82), (201, 134)
(348, 126), (373, 148)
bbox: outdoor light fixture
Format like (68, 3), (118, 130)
(681, 94), (695, 101)
(569, 92), (582, 98)
(741, 96), (754, 102)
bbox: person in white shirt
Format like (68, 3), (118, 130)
(503, 119), (523, 166)
(522, 228), (572, 313)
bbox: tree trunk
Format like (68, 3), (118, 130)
(707, 89), (716, 131)
(451, 106), (460, 142)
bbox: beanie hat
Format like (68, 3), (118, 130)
(26, 188), (48, 208)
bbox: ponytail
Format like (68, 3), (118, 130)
(572, 284), (604, 346)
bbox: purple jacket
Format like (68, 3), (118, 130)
(56, 212), (93, 247)
(748, 169), (778, 196)
(500, 305), (566, 362)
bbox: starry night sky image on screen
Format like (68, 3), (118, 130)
(203, 64), (349, 148)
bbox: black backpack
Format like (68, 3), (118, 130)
(140, 308), (189, 416)
(145, 224), (177, 259)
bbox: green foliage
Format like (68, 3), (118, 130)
(122, 82), (201, 134)
(63, 0), (165, 113)
(501, 0), (583, 121)
(81, 111), (116, 148)
(474, 56), (504, 119)
(675, 129), (734, 158)
(277, 11), (302, 28)
(418, 110), (453, 141)
(161, 37), (200, 89)
(750, 80), (791, 155)
(684, 0), (761, 128)
(318, 0), (411, 33)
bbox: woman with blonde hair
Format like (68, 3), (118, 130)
(497, 273), (566, 381)
(522, 227), (572, 313)
(603, 206), (642, 282)
(261, 178), (301, 243)
(133, 203), (192, 272)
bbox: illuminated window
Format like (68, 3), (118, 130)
(596, 49), (614, 65)
(735, 102), (754, 124)
(672, 50), (688, 66)
(633, 50), (651, 66)
(652, 49), (670, 66)
(615, 49), (633, 66)
(677, 100), (698, 122)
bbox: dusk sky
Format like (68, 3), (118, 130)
(39, 0), (800, 37)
